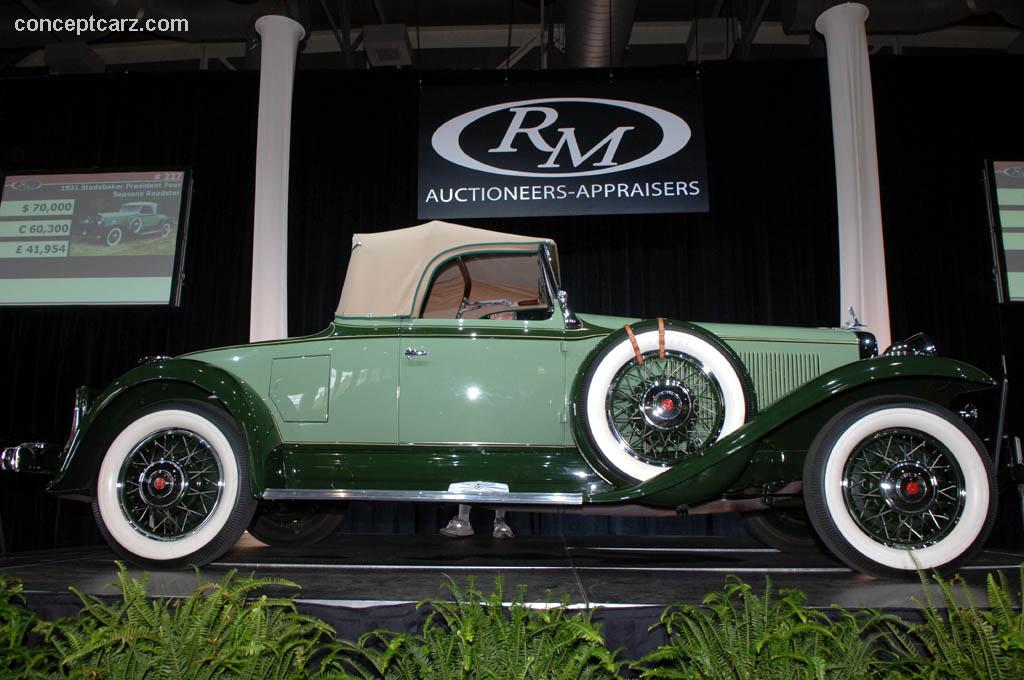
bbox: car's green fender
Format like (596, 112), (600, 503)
(587, 354), (996, 508)
(48, 358), (282, 497)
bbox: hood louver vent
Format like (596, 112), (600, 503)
(740, 351), (822, 409)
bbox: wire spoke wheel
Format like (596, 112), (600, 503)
(118, 428), (224, 541)
(842, 427), (966, 549)
(605, 350), (725, 466)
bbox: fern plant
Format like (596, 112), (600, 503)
(632, 576), (910, 680)
(902, 566), (1024, 680)
(317, 577), (621, 679)
(35, 562), (336, 680)
(0, 573), (58, 680)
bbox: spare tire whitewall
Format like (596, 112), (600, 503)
(579, 327), (750, 482)
(93, 401), (256, 568)
(804, 399), (996, 577)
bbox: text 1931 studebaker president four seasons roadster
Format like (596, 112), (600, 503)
(2, 222), (999, 577)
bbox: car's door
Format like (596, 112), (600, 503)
(398, 251), (568, 487)
(139, 204), (157, 230)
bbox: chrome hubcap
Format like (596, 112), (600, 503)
(842, 428), (965, 548)
(640, 379), (693, 431)
(118, 428), (223, 540)
(137, 460), (188, 508)
(879, 461), (937, 514)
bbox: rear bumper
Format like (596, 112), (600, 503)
(1, 442), (60, 473)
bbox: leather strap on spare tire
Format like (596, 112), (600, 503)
(624, 323), (644, 365)
(657, 317), (666, 359)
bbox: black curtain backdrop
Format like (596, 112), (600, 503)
(1, 57), (1021, 552)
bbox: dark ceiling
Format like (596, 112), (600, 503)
(0, 0), (1020, 74)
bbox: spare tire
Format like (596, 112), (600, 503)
(577, 323), (752, 482)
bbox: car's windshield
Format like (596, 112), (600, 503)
(120, 204), (142, 213)
(421, 252), (551, 321)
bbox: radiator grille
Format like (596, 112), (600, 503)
(739, 352), (822, 409)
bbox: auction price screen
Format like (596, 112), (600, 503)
(0, 170), (188, 305)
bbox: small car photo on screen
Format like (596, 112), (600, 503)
(0, 170), (189, 305)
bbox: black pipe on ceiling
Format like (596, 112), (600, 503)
(564, 0), (638, 68)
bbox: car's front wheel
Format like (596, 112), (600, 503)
(742, 508), (822, 553)
(92, 401), (256, 569)
(106, 227), (123, 246)
(803, 398), (996, 578)
(247, 501), (346, 546)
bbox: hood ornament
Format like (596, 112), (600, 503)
(844, 305), (864, 330)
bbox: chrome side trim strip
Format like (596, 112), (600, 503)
(261, 488), (584, 505)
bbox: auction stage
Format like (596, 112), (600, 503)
(3, 535), (1022, 657)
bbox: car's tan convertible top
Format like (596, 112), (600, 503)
(336, 221), (554, 318)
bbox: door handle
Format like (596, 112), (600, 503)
(404, 347), (428, 359)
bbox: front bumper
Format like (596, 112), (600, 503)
(0, 442), (59, 473)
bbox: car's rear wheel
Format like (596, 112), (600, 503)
(577, 325), (750, 481)
(803, 398), (996, 578)
(742, 508), (822, 553)
(247, 501), (346, 546)
(92, 400), (256, 569)
(106, 228), (123, 246)
(160, 222), (172, 238)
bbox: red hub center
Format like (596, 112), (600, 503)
(904, 480), (921, 495)
(153, 477), (167, 491)
(661, 398), (675, 411)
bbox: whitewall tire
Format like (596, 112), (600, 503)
(803, 399), (996, 577)
(578, 326), (750, 482)
(92, 401), (256, 569)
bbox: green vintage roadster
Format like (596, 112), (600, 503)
(2, 222), (998, 576)
(78, 201), (174, 246)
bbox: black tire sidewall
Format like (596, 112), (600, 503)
(247, 502), (346, 547)
(803, 397), (997, 578)
(742, 509), (823, 553)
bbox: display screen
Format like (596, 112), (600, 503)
(0, 170), (190, 306)
(992, 161), (1024, 302)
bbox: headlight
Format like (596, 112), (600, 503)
(853, 331), (878, 359)
(884, 333), (938, 357)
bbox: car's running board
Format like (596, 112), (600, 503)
(261, 488), (584, 505)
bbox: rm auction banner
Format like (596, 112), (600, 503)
(418, 78), (709, 219)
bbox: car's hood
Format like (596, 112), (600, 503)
(97, 211), (130, 219)
(696, 321), (858, 346)
(575, 312), (858, 346)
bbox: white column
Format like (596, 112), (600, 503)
(815, 2), (892, 351)
(250, 15), (305, 342)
